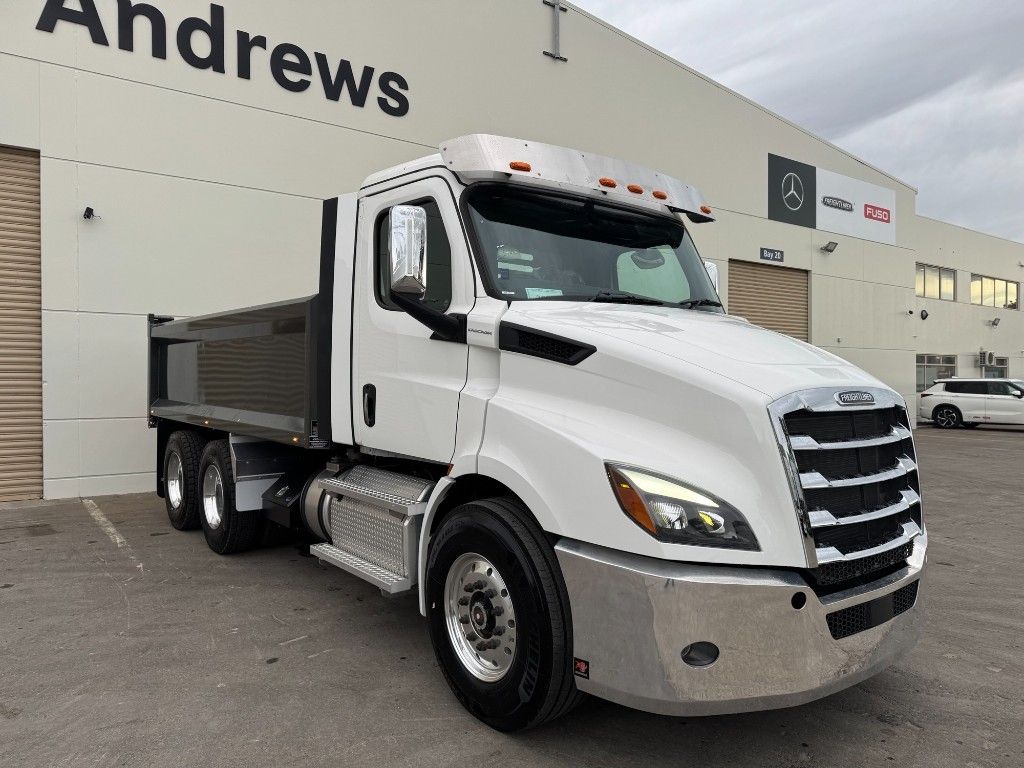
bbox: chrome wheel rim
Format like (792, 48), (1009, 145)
(936, 408), (956, 427)
(166, 451), (184, 510)
(202, 464), (224, 529)
(444, 553), (517, 682)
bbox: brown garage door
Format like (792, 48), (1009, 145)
(0, 146), (42, 502)
(728, 260), (809, 342)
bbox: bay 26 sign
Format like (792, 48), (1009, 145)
(35, 0), (410, 117)
(768, 154), (896, 245)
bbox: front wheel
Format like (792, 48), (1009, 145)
(426, 497), (582, 731)
(933, 405), (962, 429)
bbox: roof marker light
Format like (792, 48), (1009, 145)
(700, 205), (713, 215)
(652, 190), (668, 200)
(599, 177), (618, 188)
(509, 161), (532, 172)
(627, 184), (644, 194)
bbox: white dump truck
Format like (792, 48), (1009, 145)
(148, 135), (926, 731)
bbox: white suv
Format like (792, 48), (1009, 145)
(919, 378), (1024, 428)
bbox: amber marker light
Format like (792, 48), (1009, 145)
(700, 205), (713, 215)
(652, 190), (668, 200)
(599, 177), (618, 188)
(627, 184), (644, 194)
(509, 161), (532, 172)
(606, 465), (657, 534)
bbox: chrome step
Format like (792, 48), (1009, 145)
(311, 543), (410, 592)
(312, 466), (435, 595)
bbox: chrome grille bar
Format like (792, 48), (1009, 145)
(789, 424), (912, 451)
(815, 521), (923, 564)
(808, 489), (921, 528)
(800, 455), (917, 490)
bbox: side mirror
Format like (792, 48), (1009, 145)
(703, 260), (720, 293)
(389, 205), (427, 296)
(1014, 390), (1023, 398)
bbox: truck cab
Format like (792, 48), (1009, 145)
(149, 135), (925, 731)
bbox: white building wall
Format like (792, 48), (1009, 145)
(0, 1), (1020, 497)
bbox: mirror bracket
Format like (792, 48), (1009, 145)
(390, 292), (467, 343)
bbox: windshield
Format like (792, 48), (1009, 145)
(464, 185), (722, 310)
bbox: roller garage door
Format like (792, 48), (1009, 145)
(728, 260), (809, 342)
(0, 146), (42, 502)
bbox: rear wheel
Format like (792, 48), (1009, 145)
(198, 440), (260, 554)
(426, 497), (582, 732)
(933, 405), (962, 429)
(164, 431), (204, 530)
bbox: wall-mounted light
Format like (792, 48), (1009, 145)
(990, 317), (1001, 327)
(920, 309), (929, 320)
(820, 241), (839, 253)
(83, 207), (100, 220)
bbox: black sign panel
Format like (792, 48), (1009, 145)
(760, 248), (784, 263)
(768, 154), (816, 229)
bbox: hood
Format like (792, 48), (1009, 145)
(501, 302), (888, 401)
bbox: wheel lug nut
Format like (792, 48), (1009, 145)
(475, 641), (488, 652)
(483, 589), (496, 598)
(458, 597), (469, 606)
(459, 615), (470, 624)
(465, 633), (475, 641)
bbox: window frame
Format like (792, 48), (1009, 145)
(916, 353), (957, 392)
(970, 272), (1020, 310)
(915, 263), (956, 301)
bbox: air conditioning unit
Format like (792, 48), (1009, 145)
(979, 350), (996, 367)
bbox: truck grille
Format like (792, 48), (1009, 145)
(771, 389), (923, 591)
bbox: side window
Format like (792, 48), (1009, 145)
(944, 382), (965, 394)
(962, 382), (987, 395)
(615, 247), (691, 303)
(987, 382), (1014, 396)
(375, 199), (453, 312)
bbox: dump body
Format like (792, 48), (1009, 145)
(148, 296), (331, 449)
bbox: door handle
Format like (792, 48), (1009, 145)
(363, 384), (376, 427)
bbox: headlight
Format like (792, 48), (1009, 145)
(606, 464), (760, 551)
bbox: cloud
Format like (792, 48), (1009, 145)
(574, 0), (1024, 242)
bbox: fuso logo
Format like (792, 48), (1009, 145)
(864, 204), (891, 223)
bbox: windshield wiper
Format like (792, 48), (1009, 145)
(677, 298), (724, 310)
(588, 291), (667, 306)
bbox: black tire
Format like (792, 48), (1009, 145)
(198, 440), (260, 555)
(425, 497), (583, 732)
(164, 431), (204, 530)
(933, 404), (962, 429)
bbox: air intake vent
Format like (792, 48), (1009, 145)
(498, 323), (596, 366)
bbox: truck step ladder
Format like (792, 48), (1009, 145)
(310, 466), (435, 594)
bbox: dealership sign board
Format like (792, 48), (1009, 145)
(768, 154), (896, 245)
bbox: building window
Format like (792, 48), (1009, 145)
(916, 354), (957, 392)
(970, 273), (1019, 309)
(983, 356), (1009, 378)
(915, 264), (955, 301)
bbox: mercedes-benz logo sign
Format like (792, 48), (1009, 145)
(782, 172), (805, 211)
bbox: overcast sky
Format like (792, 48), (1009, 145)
(574, 0), (1024, 243)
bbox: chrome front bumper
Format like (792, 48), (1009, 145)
(554, 534), (926, 717)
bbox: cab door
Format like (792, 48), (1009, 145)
(984, 381), (1024, 424)
(351, 177), (475, 462)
